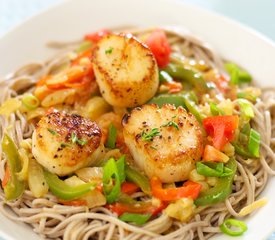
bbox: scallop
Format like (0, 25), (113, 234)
(32, 112), (103, 176)
(92, 33), (159, 107)
(122, 104), (203, 183)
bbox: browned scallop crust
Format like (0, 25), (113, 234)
(32, 112), (102, 176)
(122, 104), (203, 183)
(92, 34), (159, 107)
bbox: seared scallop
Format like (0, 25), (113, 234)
(93, 34), (159, 107)
(32, 112), (103, 176)
(122, 104), (203, 183)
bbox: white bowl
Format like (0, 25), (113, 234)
(0, 0), (275, 239)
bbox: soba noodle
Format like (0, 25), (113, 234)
(0, 26), (274, 240)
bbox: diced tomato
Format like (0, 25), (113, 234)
(145, 29), (171, 68)
(107, 201), (167, 216)
(203, 115), (239, 150)
(150, 177), (201, 201)
(84, 29), (111, 43)
(121, 182), (140, 195)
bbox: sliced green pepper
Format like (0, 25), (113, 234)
(105, 123), (117, 149)
(148, 94), (185, 107)
(119, 212), (151, 225)
(2, 134), (25, 200)
(148, 92), (202, 123)
(43, 170), (94, 200)
(116, 155), (126, 183)
(125, 165), (151, 195)
(194, 158), (237, 206)
(163, 63), (208, 93)
(103, 158), (122, 203)
(196, 162), (233, 177)
(183, 95), (202, 123)
(225, 62), (252, 84)
(159, 70), (173, 84)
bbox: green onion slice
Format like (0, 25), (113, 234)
(238, 99), (254, 119)
(220, 218), (247, 236)
(22, 94), (40, 110)
(210, 102), (224, 116)
(248, 128), (260, 158)
(102, 156), (126, 203)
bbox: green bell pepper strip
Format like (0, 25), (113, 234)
(224, 62), (252, 84)
(220, 218), (247, 236)
(125, 165), (151, 195)
(183, 95), (202, 123)
(148, 92), (202, 123)
(248, 128), (260, 158)
(105, 123), (117, 149)
(194, 158), (237, 206)
(116, 155), (126, 183)
(2, 134), (25, 200)
(103, 158), (122, 203)
(159, 70), (173, 84)
(163, 63), (208, 93)
(148, 94), (185, 107)
(43, 170), (95, 200)
(119, 212), (151, 225)
(196, 162), (233, 177)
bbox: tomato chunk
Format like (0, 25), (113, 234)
(203, 115), (239, 150)
(145, 29), (171, 68)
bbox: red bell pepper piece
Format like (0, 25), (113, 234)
(145, 29), (171, 68)
(150, 177), (201, 201)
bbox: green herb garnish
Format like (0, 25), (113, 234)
(60, 143), (71, 148)
(105, 47), (113, 54)
(141, 128), (160, 142)
(161, 121), (179, 130)
(47, 128), (57, 135)
(71, 132), (87, 146)
(150, 146), (158, 150)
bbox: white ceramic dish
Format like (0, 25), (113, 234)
(0, 0), (275, 239)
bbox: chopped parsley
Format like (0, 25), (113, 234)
(141, 128), (160, 142)
(60, 143), (71, 148)
(47, 128), (57, 135)
(161, 120), (179, 130)
(105, 47), (113, 55)
(150, 146), (158, 150)
(71, 132), (88, 146)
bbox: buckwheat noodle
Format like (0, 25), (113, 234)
(0, 26), (274, 240)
